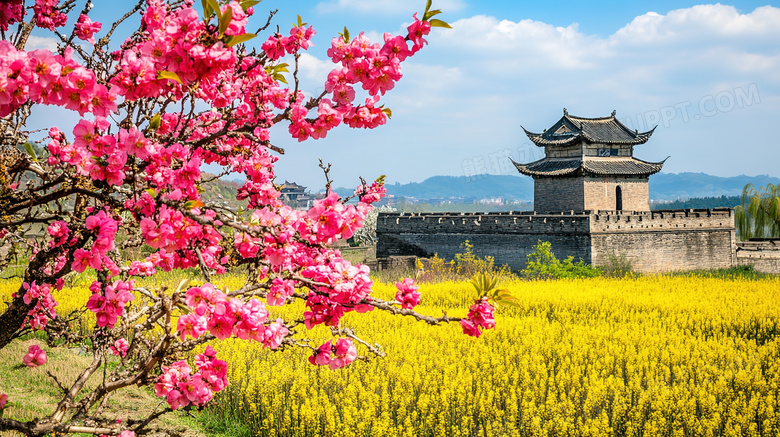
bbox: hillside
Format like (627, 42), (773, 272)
(332, 172), (779, 203)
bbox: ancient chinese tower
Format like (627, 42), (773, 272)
(512, 109), (666, 212)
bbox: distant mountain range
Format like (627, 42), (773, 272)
(334, 172), (780, 202)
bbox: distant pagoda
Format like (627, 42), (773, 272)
(513, 109), (666, 212)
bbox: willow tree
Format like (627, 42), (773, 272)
(734, 183), (780, 240)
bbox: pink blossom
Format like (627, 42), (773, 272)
(459, 319), (482, 337)
(308, 338), (357, 369)
(460, 298), (496, 337)
(166, 389), (188, 410)
(220, 1), (248, 36)
(260, 318), (289, 349)
(23, 344), (47, 368)
(267, 278), (294, 306)
(308, 340), (333, 367)
(33, 0), (67, 31)
(74, 14), (102, 45)
(407, 13), (431, 53)
(177, 313), (207, 342)
(395, 278), (421, 309)
(0, 393), (7, 409)
(0, 1), (24, 32)
(110, 338), (129, 358)
(47, 220), (70, 247)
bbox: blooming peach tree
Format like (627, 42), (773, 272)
(0, 0), (502, 435)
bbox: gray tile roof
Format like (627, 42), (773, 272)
(523, 110), (655, 147)
(512, 157), (666, 177)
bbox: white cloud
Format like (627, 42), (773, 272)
(613, 4), (780, 44)
(298, 52), (332, 84)
(25, 36), (58, 51)
(316, 0), (466, 15)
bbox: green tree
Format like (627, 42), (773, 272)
(734, 183), (780, 240)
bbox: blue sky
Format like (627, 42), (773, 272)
(27, 1), (780, 191)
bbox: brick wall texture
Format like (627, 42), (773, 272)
(534, 176), (650, 212)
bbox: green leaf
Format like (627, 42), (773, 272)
(226, 33), (257, 47)
(296, 14), (307, 28)
(146, 188), (157, 197)
(425, 0), (432, 15)
(218, 7), (233, 37)
(157, 70), (182, 84)
(382, 107), (392, 119)
(341, 26), (350, 44)
(239, 0), (261, 11)
(201, 0), (212, 19)
(205, 0), (221, 20)
(429, 19), (452, 29)
(24, 142), (37, 162)
(175, 302), (191, 315)
(149, 113), (162, 130)
(423, 8), (442, 21)
(176, 279), (191, 294)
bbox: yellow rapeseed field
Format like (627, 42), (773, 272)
(2, 275), (779, 436)
(210, 276), (780, 437)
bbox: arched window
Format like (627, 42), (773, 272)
(616, 186), (623, 211)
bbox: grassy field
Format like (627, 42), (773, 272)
(1, 273), (779, 436)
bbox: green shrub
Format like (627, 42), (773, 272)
(600, 252), (638, 278)
(522, 241), (601, 280)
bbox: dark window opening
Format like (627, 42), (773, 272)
(616, 186), (623, 211)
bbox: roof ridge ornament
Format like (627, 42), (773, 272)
(563, 108), (568, 116)
(611, 110), (616, 117)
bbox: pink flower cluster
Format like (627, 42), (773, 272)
(177, 283), (288, 348)
(356, 180), (387, 205)
(154, 346), (227, 410)
(21, 281), (58, 330)
(33, 0), (67, 31)
(308, 338), (357, 370)
(459, 298), (496, 338)
(395, 278), (421, 309)
(302, 259), (374, 329)
(47, 220), (70, 248)
(85, 280), (135, 328)
(260, 24), (315, 61)
(23, 344), (47, 368)
(0, 393), (7, 409)
(280, 13), (433, 141)
(220, 1), (251, 36)
(0, 0), (23, 32)
(0, 42), (116, 117)
(110, 0), (242, 101)
(298, 191), (370, 245)
(110, 338), (129, 358)
(72, 209), (119, 274)
(74, 14), (102, 45)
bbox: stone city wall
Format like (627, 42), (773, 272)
(736, 239), (780, 274)
(376, 211), (593, 271)
(589, 208), (735, 273)
(377, 209), (741, 274)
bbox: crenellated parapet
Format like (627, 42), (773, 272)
(377, 211), (592, 235)
(588, 208), (734, 233)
